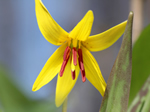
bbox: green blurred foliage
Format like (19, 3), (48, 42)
(0, 65), (57, 112)
(129, 24), (150, 106)
(99, 12), (133, 112)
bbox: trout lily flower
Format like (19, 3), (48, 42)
(33, 0), (127, 107)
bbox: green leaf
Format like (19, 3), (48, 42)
(0, 65), (57, 112)
(128, 76), (150, 112)
(0, 66), (28, 112)
(129, 24), (150, 106)
(99, 12), (133, 112)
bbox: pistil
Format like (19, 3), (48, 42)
(71, 55), (76, 80)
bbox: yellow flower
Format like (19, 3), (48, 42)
(33, 0), (127, 107)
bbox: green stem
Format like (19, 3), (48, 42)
(62, 97), (68, 112)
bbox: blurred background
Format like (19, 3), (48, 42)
(0, 0), (150, 112)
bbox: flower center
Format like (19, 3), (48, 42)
(60, 39), (86, 82)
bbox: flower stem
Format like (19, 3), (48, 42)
(62, 97), (67, 112)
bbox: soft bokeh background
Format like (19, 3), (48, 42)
(0, 0), (150, 112)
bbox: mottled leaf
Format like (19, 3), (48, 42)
(129, 24), (150, 106)
(99, 12), (133, 112)
(128, 76), (150, 112)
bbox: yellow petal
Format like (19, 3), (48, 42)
(83, 21), (127, 51)
(82, 46), (106, 96)
(32, 43), (67, 91)
(35, 0), (69, 45)
(69, 10), (94, 41)
(55, 59), (80, 107)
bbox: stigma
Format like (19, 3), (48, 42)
(60, 40), (86, 82)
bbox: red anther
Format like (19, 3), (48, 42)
(81, 70), (86, 82)
(63, 46), (71, 61)
(72, 47), (77, 66)
(78, 49), (83, 63)
(78, 49), (84, 70)
(60, 59), (68, 77)
(60, 47), (71, 77)
(80, 62), (84, 71)
(71, 70), (76, 80)
(78, 49), (86, 82)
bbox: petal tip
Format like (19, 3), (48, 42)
(55, 98), (62, 107)
(129, 11), (134, 16)
(32, 86), (38, 92)
(87, 10), (93, 14)
(87, 10), (94, 18)
(55, 103), (60, 107)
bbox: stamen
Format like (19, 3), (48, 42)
(72, 47), (77, 66)
(60, 46), (71, 77)
(63, 46), (71, 61)
(78, 49), (86, 82)
(60, 59), (69, 77)
(81, 70), (86, 82)
(71, 70), (75, 80)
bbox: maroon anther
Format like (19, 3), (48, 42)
(60, 46), (71, 77)
(71, 70), (76, 80)
(63, 46), (71, 61)
(60, 58), (69, 77)
(72, 47), (77, 66)
(81, 70), (86, 82)
(78, 49), (86, 82)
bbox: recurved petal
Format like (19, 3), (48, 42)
(82, 46), (106, 96)
(35, 0), (69, 45)
(55, 59), (80, 107)
(32, 43), (67, 91)
(83, 21), (127, 51)
(69, 10), (94, 41)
